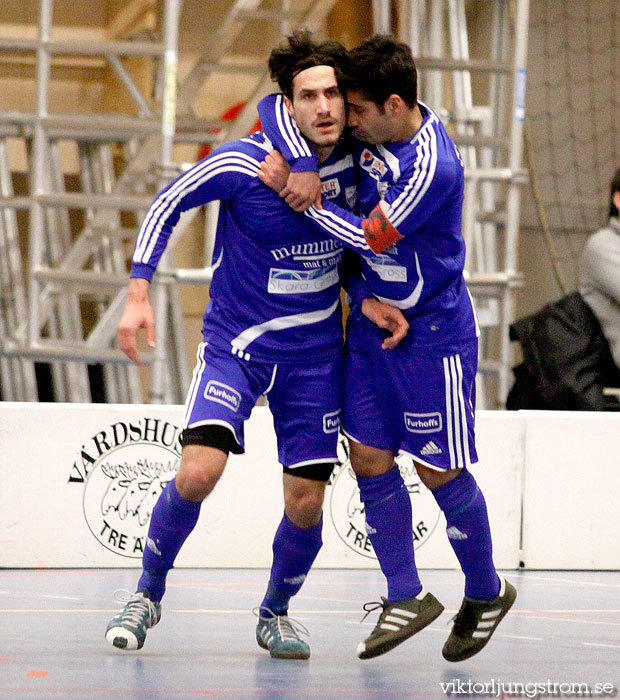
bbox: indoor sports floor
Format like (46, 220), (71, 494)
(1, 568), (618, 699)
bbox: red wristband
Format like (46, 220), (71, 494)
(362, 204), (404, 253)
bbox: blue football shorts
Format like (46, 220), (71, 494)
(183, 341), (342, 470)
(342, 316), (479, 471)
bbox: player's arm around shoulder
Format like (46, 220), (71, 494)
(258, 150), (321, 212)
(256, 93), (321, 211)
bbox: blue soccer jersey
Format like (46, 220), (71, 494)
(257, 95), (479, 347)
(132, 132), (357, 362)
(258, 94), (480, 467)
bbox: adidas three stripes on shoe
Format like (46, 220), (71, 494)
(357, 589), (445, 660)
(442, 577), (517, 662)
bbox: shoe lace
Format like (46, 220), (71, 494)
(449, 600), (479, 637)
(113, 590), (158, 627)
(252, 606), (310, 642)
(360, 598), (388, 624)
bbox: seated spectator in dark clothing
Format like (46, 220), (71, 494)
(579, 166), (620, 370)
(507, 169), (620, 411)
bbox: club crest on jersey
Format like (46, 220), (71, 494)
(377, 181), (389, 198)
(321, 177), (340, 199)
(322, 409), (341, 434)
(204, 380), (241, 412)
(345, 185), (357, 209)
(360, 149), (387, 181)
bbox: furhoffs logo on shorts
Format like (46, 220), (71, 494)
(68, 418), (181, 558)
(323, 409), (341, 434)
(204, 381), (241, 412)
(404, 412), (442, 433)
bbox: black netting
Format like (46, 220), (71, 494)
(524, 0), (620, 245)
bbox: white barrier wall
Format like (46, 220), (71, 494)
(0, 403), (617, 569)
(521, 411), (620, 569)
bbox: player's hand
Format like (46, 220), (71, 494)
(361, 298), (409, 349)
(117, 278), (155, 366)
(280, 171), (322, 212)
(257, 151), (291, 193)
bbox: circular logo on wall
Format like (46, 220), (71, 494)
(69, 418), (181, 558)
(329, 436), (442, 560)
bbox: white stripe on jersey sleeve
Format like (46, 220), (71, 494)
(274, 94), (313, 159)
(230, 299), (339, 352)
(140, 164), (258, 265)
(135, 151), (260, 261)
(135, 152), (259, 262)
(384, 123), (438, 229)
(134, 151), (260, 265)
(240, 133), (274, 153)
(135, 151), (260, 259)
(304, 206), (371, 252)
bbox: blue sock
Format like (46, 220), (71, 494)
(432, 469), (500, 601)
(260, 512), (323, 616)
(138, 477), (201, 602)
(357, 465), (422, 604)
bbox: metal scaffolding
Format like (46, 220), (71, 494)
(0, 0), (337, 403)
(1, 0), (527, 408)
(378, 0), (530, 408)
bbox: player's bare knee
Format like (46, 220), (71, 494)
(349, 442), (394, 477)
(415, 461), (461, 490)
(176, 446), (227, 501)
(284, 481), (325, 528)
(175, 467), (218, 501)
(286, 503), (323, 528)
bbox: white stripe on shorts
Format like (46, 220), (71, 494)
(443, 353), (472, 469)
(183, 341), (208, 427)
(286, 457), (338, 469)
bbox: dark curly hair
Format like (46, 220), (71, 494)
(347, 35), (417, 111)
(268, 29), (349, 100)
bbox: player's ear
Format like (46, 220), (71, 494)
(387, 95), (404, 115)
(284, 96), (293, 116)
